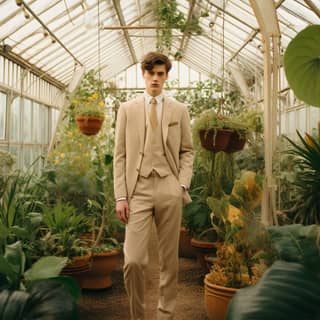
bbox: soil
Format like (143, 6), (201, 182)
(79, 228), (208, 320)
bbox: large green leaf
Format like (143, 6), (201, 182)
(25, 280), (79, 319)
(0, 280), (79, 320)
(284, 25), (320, 107)
(226, 260), (320, 320)
(51, 276), (81, 301)
(24, 256), (68, 282)
(267, 224), (320, 268)
(0, 290), (29, 320)
(4, 242), (25, 280)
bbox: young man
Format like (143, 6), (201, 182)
(113, 52), (194, 320)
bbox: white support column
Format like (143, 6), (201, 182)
(249, 0), (280, 225)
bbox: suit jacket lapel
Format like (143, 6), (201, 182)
(135, 95), (146, 150)
(162, 96), (172, 146)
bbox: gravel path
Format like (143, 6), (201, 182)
(79, 228), (207, 320)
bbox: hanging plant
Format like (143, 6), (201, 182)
(153, 0), (203, 55)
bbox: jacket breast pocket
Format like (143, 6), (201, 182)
(168, 121), (179, 127)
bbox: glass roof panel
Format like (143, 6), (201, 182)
(0, 0), (317, 87)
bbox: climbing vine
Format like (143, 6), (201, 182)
(153, 0), (203, 55)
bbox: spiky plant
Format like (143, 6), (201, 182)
(284, 130), (320, 224)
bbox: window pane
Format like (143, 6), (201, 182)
(0, 92), (6, 139)
(297, 108), (306, 133)
(32, 102), (40, 143)
(23, 99), (32, 143)
(51, 108), (60, 137)
(9, 97), (21, 142)
(40, 105), (49, 144)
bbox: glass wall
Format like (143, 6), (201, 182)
(0, 56), (62, 172)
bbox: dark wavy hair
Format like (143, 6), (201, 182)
(141, 52), (172, 73)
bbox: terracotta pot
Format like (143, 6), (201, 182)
(61, 253), (92, 273)
(179, 227), (196, 259)
(204, 274), (237, 320)
(77, 250), (120, 289)
(75, 115), (104, 136)
(60, 253), (92, 288)
(190, 238), (218, 273)
(226, 131), (246, 153)
(199, 129), (233, 152)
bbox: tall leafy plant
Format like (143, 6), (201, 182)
(284, 130), (320, 224)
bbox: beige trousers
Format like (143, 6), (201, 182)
(124, 172), (183, 320)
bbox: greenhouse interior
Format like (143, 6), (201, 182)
(0, 0), (320, 319)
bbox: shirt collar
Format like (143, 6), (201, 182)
(143, 91), (164, 105)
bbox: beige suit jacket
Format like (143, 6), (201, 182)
(113, 94), (194, 205)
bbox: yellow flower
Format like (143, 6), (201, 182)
(226, 244), (236, 255)
(54, 159), (60, 165)
(88, 92), (99, 101)
(60, 153), (65, 159)
(98, 101), (104, 108)
(227, 205), (243, 226)
(84, 152), (89, 158)
(47, 152), (52, 158)
(72, 99), (78, 104)
(78, 143), (83, 150)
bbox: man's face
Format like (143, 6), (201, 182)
(142, 64), (168, 97)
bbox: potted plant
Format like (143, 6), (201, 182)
(186, 150), (235, 271)
(204, 171), (270, 320)
(70, 70), (106, 136)
(39, 201), (92, 282)
(193, 108), (262, 153)
(227, 224), (320, 320)
(77, 152), (122, 289)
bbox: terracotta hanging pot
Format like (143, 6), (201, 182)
(199, 129), (233, 152)
(75, 115), (104, 136)
(226, 131), (246, 153)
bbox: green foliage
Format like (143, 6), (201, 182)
(0, 150), (15, 179)
(0, 280), (79, 320)
(284, 25), (320, 108)
(171, 81), (243, 120)
(40, 201), (88, 259)
(154, 0), (202, 54)
(227, 224), (320, 320)
(0, 241), (68, 291)
(0, 172), (43, 256)
(207, 171), (270, 288)
(68, 70), (109, 118)
(226, 260), (320, 320)
(268, 224), (320, 272)
(284, 130), (320, 224)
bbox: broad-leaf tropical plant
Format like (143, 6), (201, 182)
(226, 224), (320, 320)
(0, 240), (81, 319)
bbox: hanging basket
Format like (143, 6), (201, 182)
(199, 129), (233, 152)
(75, 115), (104, 136)
(225, 131), (246, 153)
